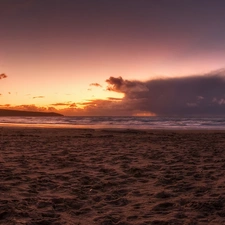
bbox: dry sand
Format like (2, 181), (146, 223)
(0, 127), (225, 225)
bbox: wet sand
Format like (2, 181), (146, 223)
(0, 127), (225, 224)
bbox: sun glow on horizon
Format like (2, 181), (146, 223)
(133, 112), (156, 117)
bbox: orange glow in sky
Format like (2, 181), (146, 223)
(1, 1), (225, 116)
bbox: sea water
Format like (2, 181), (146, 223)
(0, 116), (225, 130)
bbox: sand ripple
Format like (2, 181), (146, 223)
(0, 128), (225, 224)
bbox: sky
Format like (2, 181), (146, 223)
(1, 0), (225, 116)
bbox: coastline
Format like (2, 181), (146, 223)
(1, 116), (225, 131)
(1, 122), (225, 132)
(1, 127), (225, 224)
(0, 123), (225, 133)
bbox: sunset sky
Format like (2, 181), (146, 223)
(1, 0), (225, 116)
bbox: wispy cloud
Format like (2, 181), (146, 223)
(33, 96), (45, 99)
(51, 103), (71, 107)
(5, 104), (56, 112)
(69, 103), (76, 108)
(89, 83), (102, 87)
(107, 97), (122, 101)
(51, 102), (77, 108)
(0, 104), (11, 107)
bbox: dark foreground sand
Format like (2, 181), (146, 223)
(0, 127), (225, 225)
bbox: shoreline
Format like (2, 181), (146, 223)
(1, 122), (225, 132)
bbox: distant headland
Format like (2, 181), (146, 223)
(0, 109), (63, 117)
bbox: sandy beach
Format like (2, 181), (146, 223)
(0, 127), (225, 224)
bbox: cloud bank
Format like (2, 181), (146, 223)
(105, 70), (225, 116)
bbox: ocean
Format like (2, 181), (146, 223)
(0, 116), (225, 130)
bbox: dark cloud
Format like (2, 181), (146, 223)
(0, 73), (7, 79)
(106, 70), (225, 116)
(89, 83), (102, 87)
(33, 96), (45, 99)
(106, 76), (148, 93)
